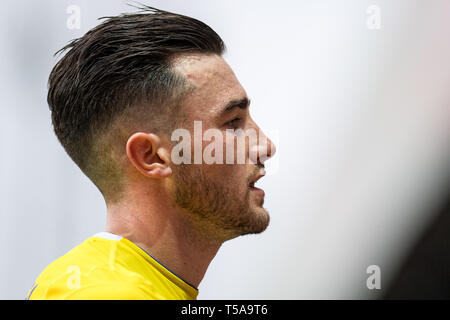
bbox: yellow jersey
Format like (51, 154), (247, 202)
(27, 232), (198, 300)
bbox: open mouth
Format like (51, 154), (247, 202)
(248, 170), (266, 197)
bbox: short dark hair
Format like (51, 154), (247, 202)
(48, 5), (225, 201)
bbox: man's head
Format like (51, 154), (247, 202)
(49, 6), (275, 242)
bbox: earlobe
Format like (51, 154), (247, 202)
(126, 132), (172, 179)
(154, 149), (173, 178)
(153, 165), (172, 178)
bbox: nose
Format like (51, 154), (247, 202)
(249, 127), (277, 165)
(259, 132), (276, 163)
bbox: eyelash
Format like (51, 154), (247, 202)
(226, 117), (242, 128)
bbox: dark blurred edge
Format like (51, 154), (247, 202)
(384, 182), (450, 299)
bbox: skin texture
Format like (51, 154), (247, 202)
(105, 53), (276, 288)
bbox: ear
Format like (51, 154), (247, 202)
(126, 132), (172, 179)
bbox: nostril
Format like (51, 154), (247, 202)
(257, 142), (275, 163)
(269, 140), (276, 157)
(262, 138), (276, 159)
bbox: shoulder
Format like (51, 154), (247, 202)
(29, 281), (162, 300)
(63, 283), (161, 300)
(30, 237), (157, 299)
(34, 237), (118, 284)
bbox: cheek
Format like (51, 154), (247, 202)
(203, 163), (248, 188)
(223, 166), (249, 193)
(223, 131), (251, 165)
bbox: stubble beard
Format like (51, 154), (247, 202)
(172, 164), (270, 242)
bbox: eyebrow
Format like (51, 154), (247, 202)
(221, 97), (251, 114)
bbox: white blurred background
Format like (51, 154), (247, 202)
(0, 0), (449, 299)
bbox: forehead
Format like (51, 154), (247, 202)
(171, 53), (247, 120)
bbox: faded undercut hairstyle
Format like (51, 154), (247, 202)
(48, 5), (225, 202)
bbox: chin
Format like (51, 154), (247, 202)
(244, 207), (270, 235)
(218, 208), (270, 241)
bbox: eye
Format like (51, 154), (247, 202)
(226, 117), (242, 128)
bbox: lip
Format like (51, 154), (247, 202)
(248, 169), (266, 198)
(249, 186), (265, 198)
(249, 169), (266, 187)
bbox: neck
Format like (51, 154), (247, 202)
(104, 189), (222, 288)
